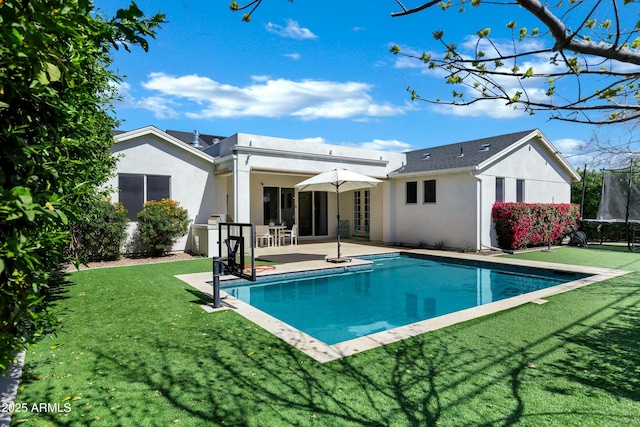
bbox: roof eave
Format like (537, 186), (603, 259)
(388, 165), (479, 179)
(476, 129), (581, 182)
(113, 126), (216, 164)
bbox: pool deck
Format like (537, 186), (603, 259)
(175, 241), (630, 363)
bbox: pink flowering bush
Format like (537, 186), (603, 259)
(492, 202), (580, 250)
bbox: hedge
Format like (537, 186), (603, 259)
(492, 202), (580, 250)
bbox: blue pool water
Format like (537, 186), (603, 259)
(224, 254), (586, 345)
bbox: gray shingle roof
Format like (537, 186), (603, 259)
(394, 129), (537, 175)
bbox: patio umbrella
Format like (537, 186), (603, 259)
(295, 168), (381, 262)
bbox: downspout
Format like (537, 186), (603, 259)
(232, 154), (238, 222)
(470, 170), (513, 254)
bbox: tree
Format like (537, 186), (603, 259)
(231, 0), (640, 125)
(0, 0), (164, 371)
(582, 121), (640, 167)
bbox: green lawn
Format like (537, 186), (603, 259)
(12, 247), (640, 426)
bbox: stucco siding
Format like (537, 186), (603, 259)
(482, 141), (573, 204)
(109, 133), (215, 252)
(390, 173), (478, 249)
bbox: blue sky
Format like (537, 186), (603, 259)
(95, 0), (628, 167)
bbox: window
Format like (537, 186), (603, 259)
(406, 181), (417, 204)
(495, 177), (505, 202)
(516, 179), (525, 202)
(423, 179), (436, 203)
(147, 175), (170, 203)
(118, 174), (170, 220)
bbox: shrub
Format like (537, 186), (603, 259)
(135, 199), (191, 256)
(492, 202), (580, 250)
(73, 199), (129, 262)
(459, 244), (472, 253)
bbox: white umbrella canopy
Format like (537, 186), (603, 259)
(295, 168), (381, 262)
(295, 168), (382, 193)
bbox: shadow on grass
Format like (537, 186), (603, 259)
(587, 242), (640, 253)
(45, 269), (74, 303)
(184, 288), (212, 306)
(550, 302), (640, 401)
(14, 273), (640, 426)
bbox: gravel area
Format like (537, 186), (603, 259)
(65, 252), (205, 271)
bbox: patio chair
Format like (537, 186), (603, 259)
(255, 225), (273, 247)
(354, 224), (369, 240)
(280, 224), (298, 245)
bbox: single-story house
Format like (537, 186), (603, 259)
(106, 126), (580, 254)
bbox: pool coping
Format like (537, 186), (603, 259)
(175, 249), (630, 363)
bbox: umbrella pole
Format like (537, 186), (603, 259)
(336, 188), (341, 259)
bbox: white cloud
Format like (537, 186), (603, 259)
(251, 75), (270, 82)
(553, 137), (597, 167)
(299, 137), (326, 144)
(284, 53), (301, 60)
(139, 72), (407, 121)
(265, 19), (317, 40)
(431, 98), (531, 119)
(137, 96), (181, 119)
(359, 139), (414, 152)
(113, 81), (135, 106)
(352, 26), (365, 32)
(553, 137), (584, 154)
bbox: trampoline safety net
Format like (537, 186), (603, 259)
(596, 168), (640, 222)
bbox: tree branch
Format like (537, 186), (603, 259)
(391, 0), (441, 17)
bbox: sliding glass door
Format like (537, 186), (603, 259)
(263, 186), (295, 227)
(298, 191), (328, 237)
(280, 188), (295, 228)
(263, 187), (279, 225)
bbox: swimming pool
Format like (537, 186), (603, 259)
(223, 254), (590, 345)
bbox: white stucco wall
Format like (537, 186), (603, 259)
(389, 172), (479, 249)
(388, 136), (577, 251)
(481, 140), (572, 204)
(108, 131), (216, 252)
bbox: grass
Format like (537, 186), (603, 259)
(11, 246), (640, 426)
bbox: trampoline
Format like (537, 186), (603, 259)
(580, 162), (640, 252)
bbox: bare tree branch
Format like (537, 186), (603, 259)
(390, 0), (442, 17)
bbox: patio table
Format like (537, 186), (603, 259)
(269, 225), (286, 246)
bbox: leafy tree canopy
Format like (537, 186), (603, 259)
(0, 0), (164, 371)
